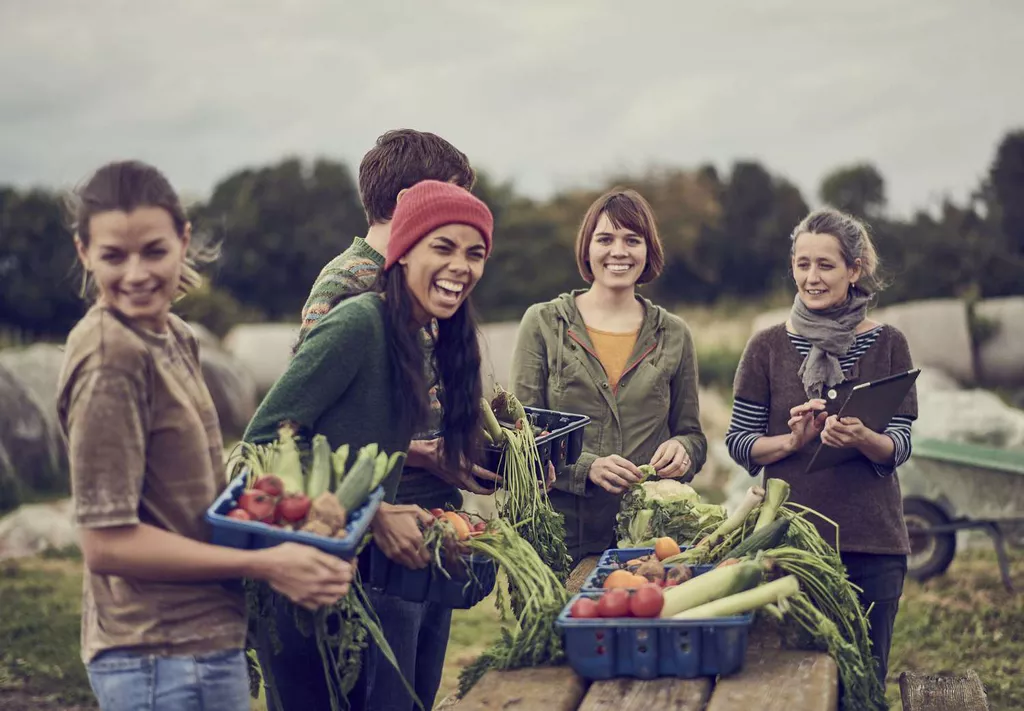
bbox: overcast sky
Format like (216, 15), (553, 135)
(1, 0), (1021, 215)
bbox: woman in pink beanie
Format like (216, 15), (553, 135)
(243, 179), (494, 711)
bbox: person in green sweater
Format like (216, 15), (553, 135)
(294, 128), (498, 505)
(243, 179), (494, 711)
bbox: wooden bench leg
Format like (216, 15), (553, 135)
(898, 670), (990, 711)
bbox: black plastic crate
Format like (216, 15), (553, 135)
(475, 406), (590, 489)
(365, 542), (497, 609)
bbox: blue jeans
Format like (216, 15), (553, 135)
(355, 589), (453, 711)
(257, 590), (452, 711)
(86, 648), (249, 711)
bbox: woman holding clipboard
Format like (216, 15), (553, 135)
(725, 208), (917, 687)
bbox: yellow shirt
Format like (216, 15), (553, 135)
(586, 326), (639, 390)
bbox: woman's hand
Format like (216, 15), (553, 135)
(588, 455), (642, 494)
(407, 438), (501, 495)
(370, 503), (433, 569)
(786, 399), (828, 452)
(820, 415), (873, 449)
(255, 542), (353, 610)
(649, 439), (692, 479)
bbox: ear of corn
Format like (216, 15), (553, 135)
(306, 435), (333, 498)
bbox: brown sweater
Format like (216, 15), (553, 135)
(731, 323), (918, 555)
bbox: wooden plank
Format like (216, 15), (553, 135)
(578, 677), (712, 711)
(567, 556), (599, 594)
(704, 650), (837, 711)
(455, 666), (588, 711)
(899, 670), (990, 711)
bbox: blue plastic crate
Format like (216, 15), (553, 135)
(475, 406), (591, 489)
(581, 564), (715, 593)
(596, 547), (693, 568)
(556, 593), (753, 680)
(598, 547), (655, 567)
(365, 543), (497, 609)
(205, 472), (383, 560)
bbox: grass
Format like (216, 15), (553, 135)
(0, 556), (95, 708)
(886, 548), (1024, 710)
(2, 548), (1020, 709)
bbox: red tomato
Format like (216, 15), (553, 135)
(597, 588), (631, 618)
(275, 493), (311, 524)
(253, 474), (284, 498)
(238, 490), (276, 523)
(429, 508), (445, 519)
(226, 508), (251, 521)
(629, 584), (664, 618)
(570, 597), (599, 618)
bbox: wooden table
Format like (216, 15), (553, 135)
(446, 557), (838, 711)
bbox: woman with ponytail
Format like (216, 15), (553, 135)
(725, 207), (917, 687)
(58, 160), (352, 711)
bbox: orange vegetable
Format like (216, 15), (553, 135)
(628, 574), (649, 588)
(442, 511), (471, 540)
(603, 569), (635, 589)
(654, 537), (681, 561)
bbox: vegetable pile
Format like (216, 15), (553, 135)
(482, 387), (572, 587)
(225, 422), (402, 539)
(226, 424), (419, 711)
(615, 479), (727, 548)
(456, 518), (570, 696)
(638, 478), (887, 711)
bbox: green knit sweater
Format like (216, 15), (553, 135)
(243, 292), (412, 503)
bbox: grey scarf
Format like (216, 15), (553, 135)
(791, 285), (871, 398)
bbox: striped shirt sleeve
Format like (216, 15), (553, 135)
(725, 397), (769, 477)
(872, 414), (915, 477)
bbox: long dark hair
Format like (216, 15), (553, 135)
(380, 268), (483, 473)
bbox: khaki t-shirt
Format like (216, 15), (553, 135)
(57, 305), (246, 663)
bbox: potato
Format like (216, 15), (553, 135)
(636, 558), (666, 583)
(665, 563), (693, 585)
(307, 492), (347, 534)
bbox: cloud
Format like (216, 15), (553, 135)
(0, 0), (1021, 215)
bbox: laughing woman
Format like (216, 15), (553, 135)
(510, 187), (708, 563)
(242, 180), (494, 711)
(725, 207), (917, 686)
(57, 160), (353, 711)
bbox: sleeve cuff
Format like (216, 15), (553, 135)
(564, 452), (597, 497)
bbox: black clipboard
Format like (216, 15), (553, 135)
(804, 368), (921, 474)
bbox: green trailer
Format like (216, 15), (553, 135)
(899, 438), (1024, 592)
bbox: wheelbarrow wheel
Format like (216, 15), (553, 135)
(903, 498), (956, 581)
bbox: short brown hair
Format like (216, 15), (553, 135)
(358, 129), (475, 224)
(575, 187), (665, 284)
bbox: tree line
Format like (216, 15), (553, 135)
(2, 130), (1023, 338)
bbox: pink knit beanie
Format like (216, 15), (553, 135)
(385, 180), (494, 270)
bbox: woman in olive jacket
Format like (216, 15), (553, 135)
(510, 188), (707, 562)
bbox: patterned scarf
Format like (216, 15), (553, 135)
(790, 285), (871, 398)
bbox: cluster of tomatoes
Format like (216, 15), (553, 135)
(569, 583), (664, 619)
(225, 474), (311, 527)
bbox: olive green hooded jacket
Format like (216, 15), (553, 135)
(510, 290), (707, 561)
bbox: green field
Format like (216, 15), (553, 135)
(1, 547), (1020, 710)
